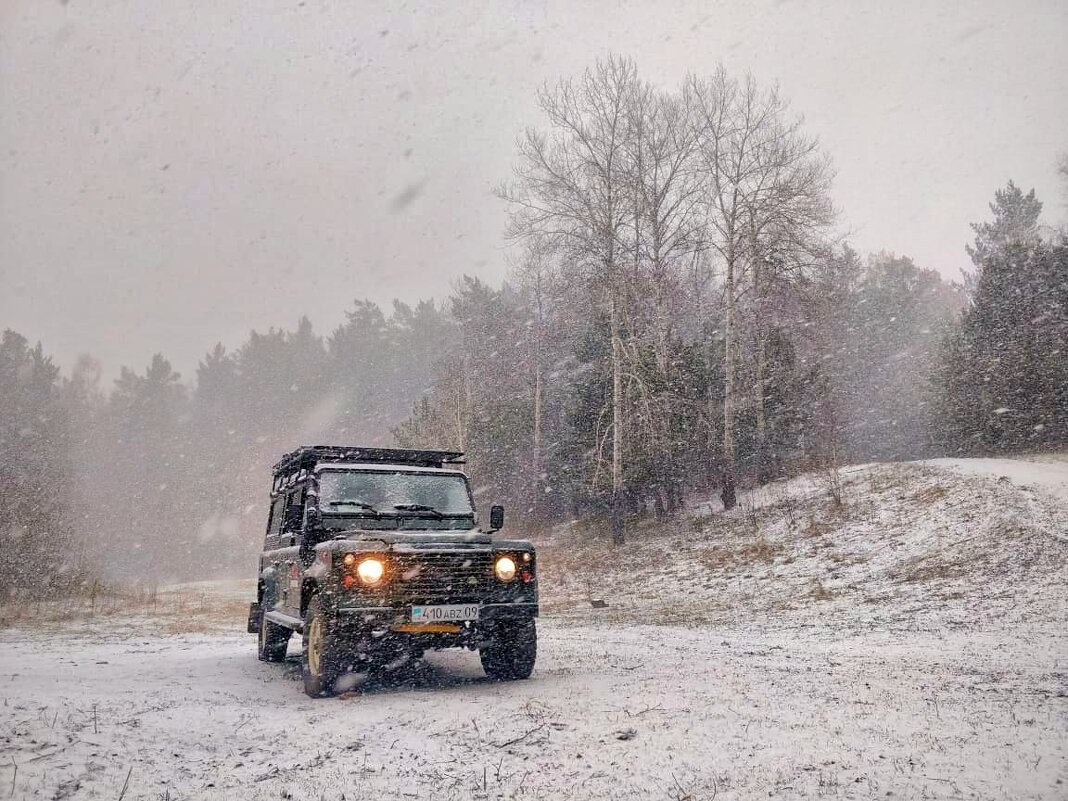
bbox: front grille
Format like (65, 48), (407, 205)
(391, 550), (494, 603)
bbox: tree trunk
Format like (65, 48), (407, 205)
(531, 281), (545, 521)
(703, 325), (718, 487)
(454, 369), (468, 452)
(721, 248), (738, 511)
(610, 292), (626, 545)
(531, 356), (543, 518)
(652, 225), (669, 378)
(752, 254), (771, 485)
(653, 485), (666, 520)
(754, 328), (771, 484)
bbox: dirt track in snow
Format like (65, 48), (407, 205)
(1, 616), (1065, 800)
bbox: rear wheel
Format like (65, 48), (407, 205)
(301, 595), (342, 697)
(257, 609), (290, 663)
(480, 619), (536, 680)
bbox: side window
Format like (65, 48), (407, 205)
(282, 485), (306, 534)
(266, 495), (284, 540)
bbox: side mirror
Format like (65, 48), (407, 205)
(489, 504), (505, 531)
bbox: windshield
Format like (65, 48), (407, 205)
(318, 470), (474, 516)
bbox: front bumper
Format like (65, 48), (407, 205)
(333, 601), (538, 664)
(247, 602), (262, 633)
(335, 601), (538, 626)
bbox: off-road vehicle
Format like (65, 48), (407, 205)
(247, 446), (538, 696)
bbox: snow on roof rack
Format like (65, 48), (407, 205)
(272, 446), (465, 477)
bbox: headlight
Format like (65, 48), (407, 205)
(356, 557), (385, 585)
(494, 555), (517, 582)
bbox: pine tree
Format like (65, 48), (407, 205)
(0, 331), (77, 594)
(936, 183), (1067, 452)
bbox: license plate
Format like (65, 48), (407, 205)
(410, 604), (480, 623)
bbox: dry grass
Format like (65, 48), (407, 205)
(537, 537), (614, 584)
(690, 513), (714, 533)
(827, 549), (870, 567)
(534, 525), (619, 609)
(866, 463), (915, 494)
(809, 578), (835, 601)
(697, 536), (783, 572)
(890, 554), (974, 584)
(801, 518), (835, 539)
(0, 585), (250, 634)
(740, 498), (763, 536)
(913, 483), (949, 503)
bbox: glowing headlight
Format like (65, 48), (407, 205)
(494, 555), (517, 582)
(356, 557), (385, 585)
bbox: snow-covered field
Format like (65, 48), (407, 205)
(1, 458), (1066, 800)
(2, 619), (1065, 800)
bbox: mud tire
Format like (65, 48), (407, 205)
(301, 595), (342, 697)
(257, 611), (290, 663)
(480, 619), (537, 680)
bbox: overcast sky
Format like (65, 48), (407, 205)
(2, 0), (1066, 380)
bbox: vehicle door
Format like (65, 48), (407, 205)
(261, 492), (286, 615)
(279, 483), (306, 616)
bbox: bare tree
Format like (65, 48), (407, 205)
(686, 68), (834, 508)
(499, 56), (640, 544)
(615, 82), (708, 513)
(745, 150), (835, 482)
(625, 85), (705, 374)
(511, 238), (563, 522)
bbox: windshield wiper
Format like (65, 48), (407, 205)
(393, 503), (443, 519)
(326, 500), (379, 516)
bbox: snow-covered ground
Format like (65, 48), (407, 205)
(1, 457), (1066, 800)
(2, 619), (1064, 800)
(542, 458), (1067, 633)
(917, 453), (1068, 503)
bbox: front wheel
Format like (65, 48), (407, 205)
(480, 619), (537, 680)
(301, 595), (342, 697)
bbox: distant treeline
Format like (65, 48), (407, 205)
(0, 301), (456, 589)
(2, 58), (1065, 594)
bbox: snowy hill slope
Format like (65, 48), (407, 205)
(918, 454), (1068, 505)
(538, 458), (1068, 631)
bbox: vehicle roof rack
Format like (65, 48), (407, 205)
(272, 445), (465, 477)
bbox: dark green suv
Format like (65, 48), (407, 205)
(247, 446), (538, 697)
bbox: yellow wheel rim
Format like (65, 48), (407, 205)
(308, 616), (323, 675)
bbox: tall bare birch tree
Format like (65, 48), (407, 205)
(500, 56), (639, 543)
(623, 84), (705, 510)
(742, 132), (834, 483)
(686, 68), (833, 508)
(512, 238), (564, 522)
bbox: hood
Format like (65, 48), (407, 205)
(320, 528), (493, 550)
